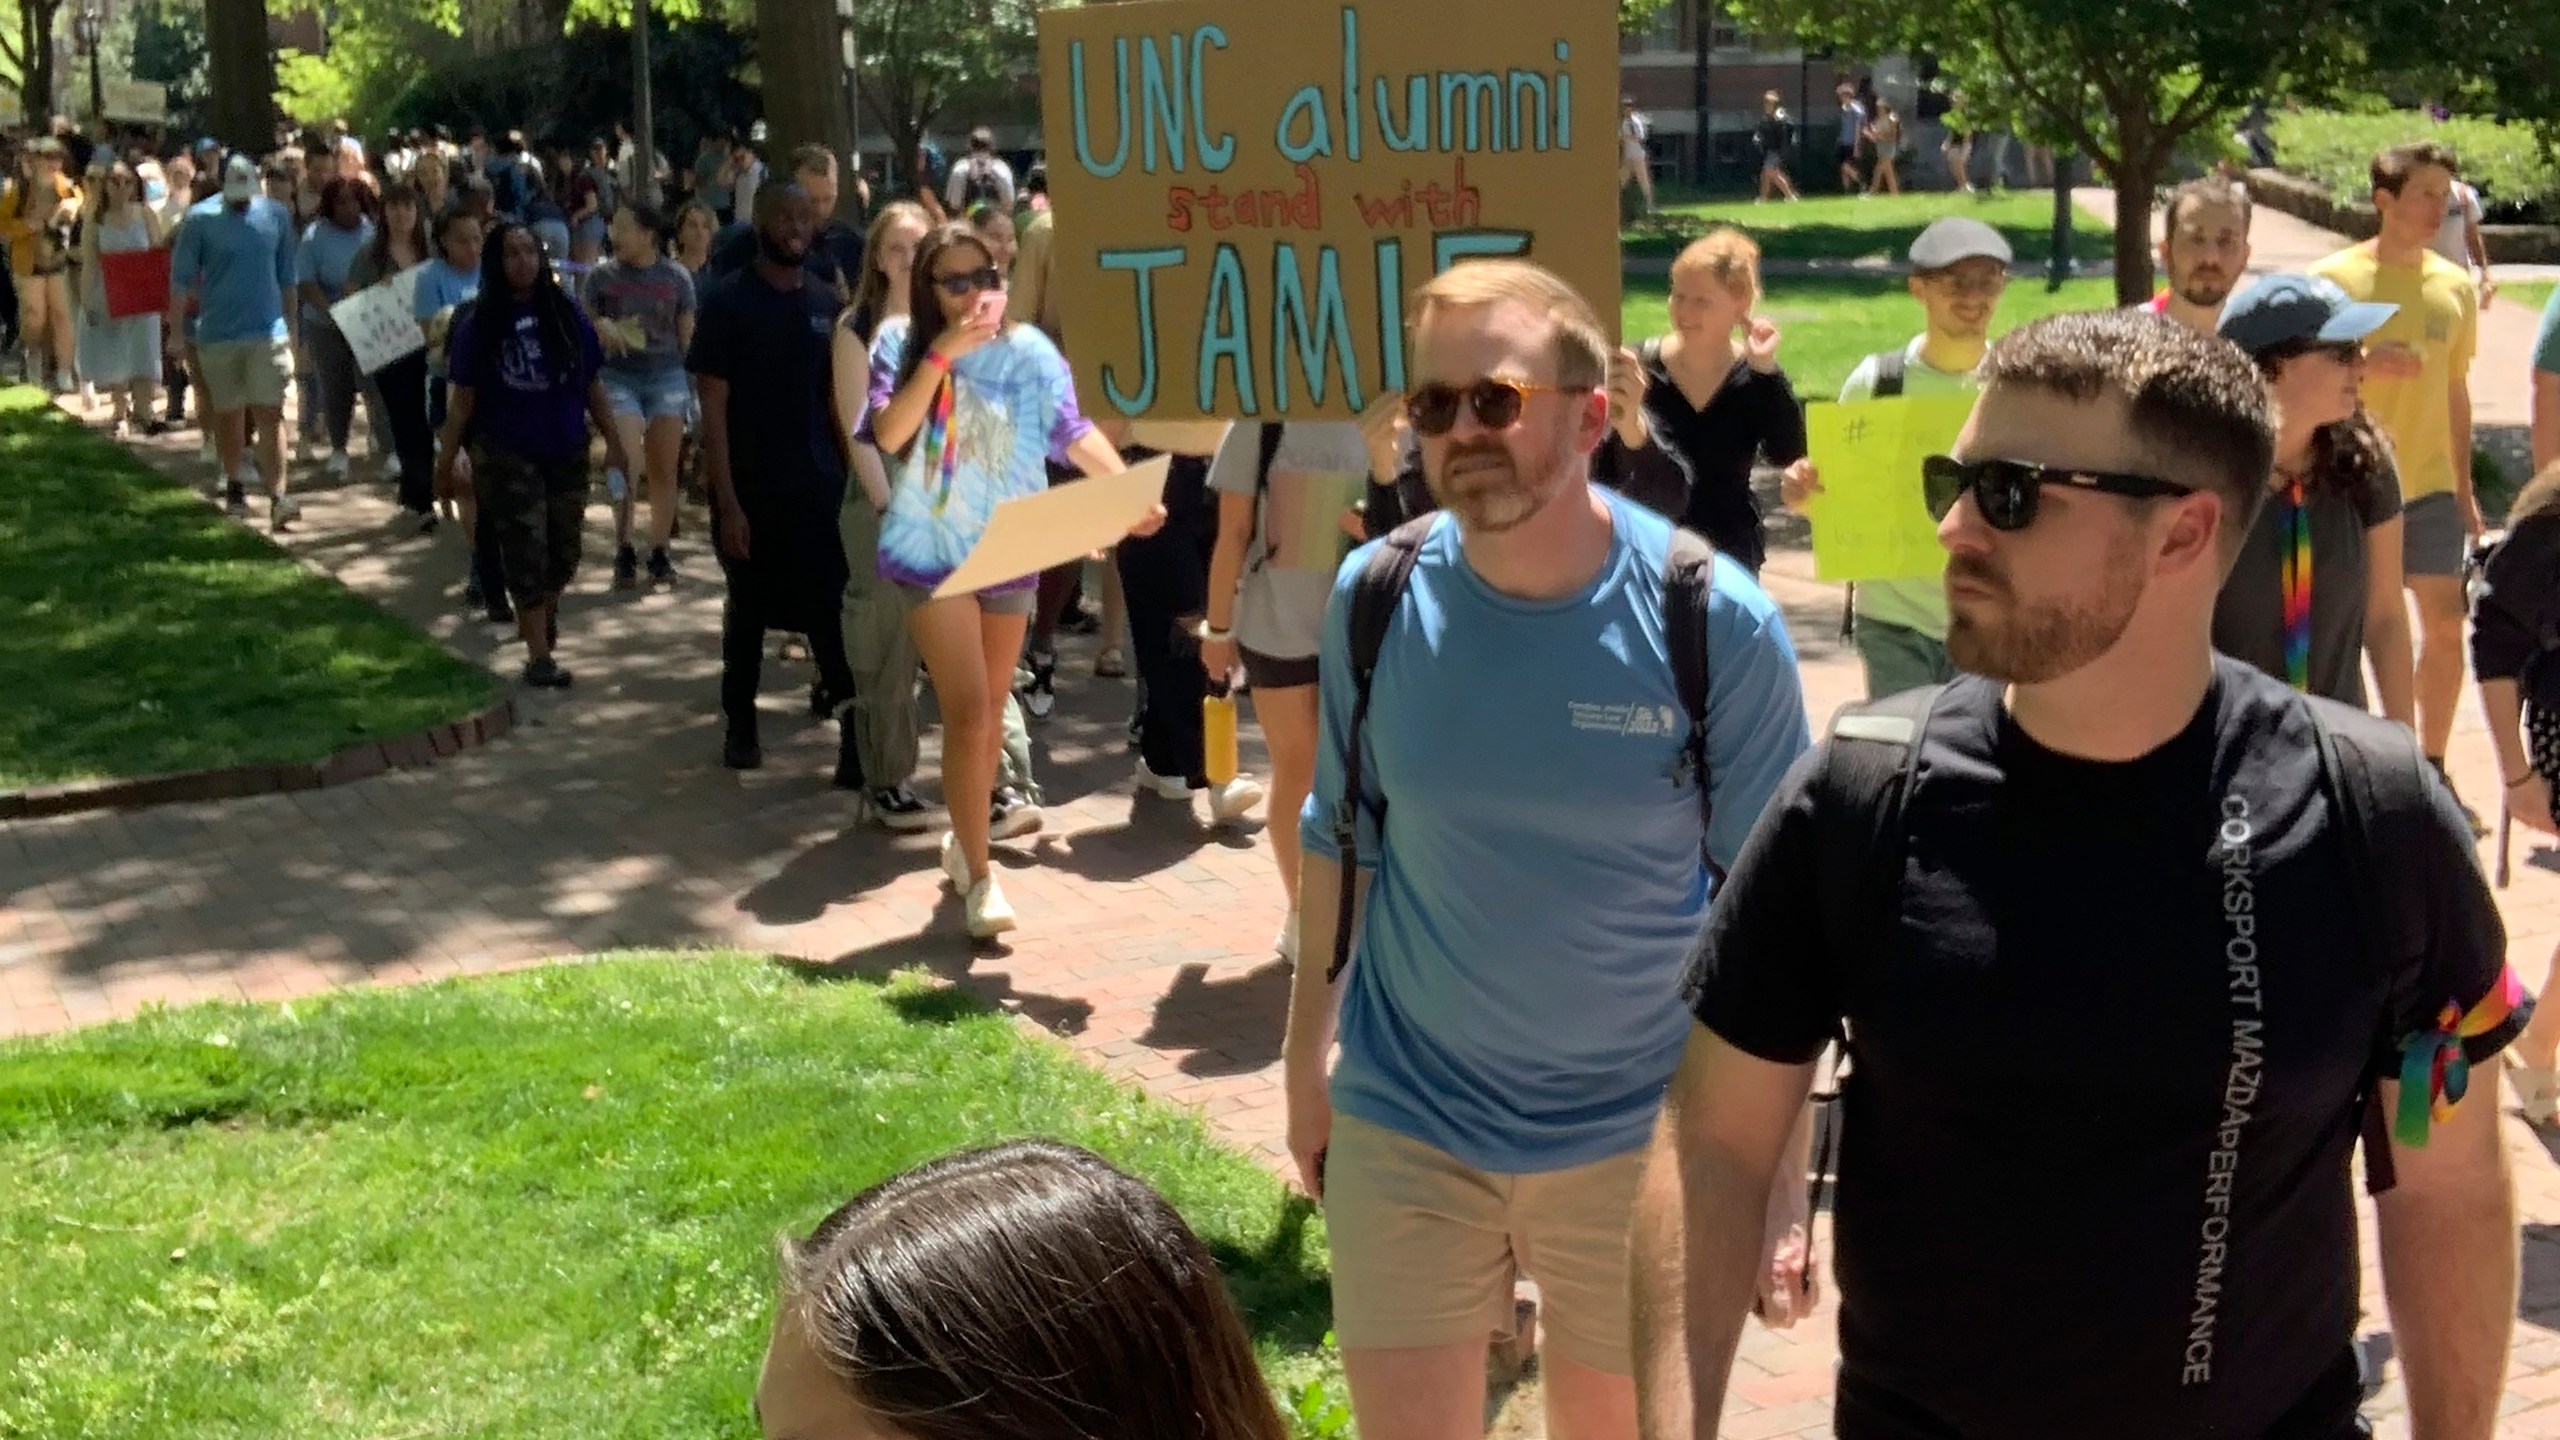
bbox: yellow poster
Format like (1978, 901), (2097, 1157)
(1804, 393), (1979, 583)
(1035, 0), (1623, 422)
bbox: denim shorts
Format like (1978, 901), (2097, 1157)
(600, 367), (691, 422)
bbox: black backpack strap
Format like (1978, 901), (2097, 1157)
(1662, 528), (1720, 878)
(1325, 515), (1434, 984)
(1801, 683), (1942, 1219)
(2310, 700), (2436, 1196)
(1246, 422), (1285, 572)
(1870, 347), (1906, 399)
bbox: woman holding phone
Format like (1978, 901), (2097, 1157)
(864, 222), (1163, 938)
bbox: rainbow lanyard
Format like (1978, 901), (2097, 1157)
(2395, 968), (2525, 1147)
(2278, 478), (2312, 691)
(920, 371), (959, 515)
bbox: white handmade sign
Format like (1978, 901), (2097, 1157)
(331, 268), (428, 375)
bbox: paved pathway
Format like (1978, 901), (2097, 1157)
(11, 195), (2560, 1436)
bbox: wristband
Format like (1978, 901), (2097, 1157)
(2509, 774), (2539, 791)
(1194, 621), (1234, 643)
(923, 350), (951, 374)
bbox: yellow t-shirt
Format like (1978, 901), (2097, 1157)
(2306, 246), (2477, 502)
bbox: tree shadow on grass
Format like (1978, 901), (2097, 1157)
(775, 943), (1096, 1038)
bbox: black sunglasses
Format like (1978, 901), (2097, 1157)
(1405, 378), (1592, 437)
(933, 267), (1004, 298)
(1922, 455), (2195, 532)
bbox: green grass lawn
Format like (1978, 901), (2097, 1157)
(2507, 279), (2553, 317)
(0, 387), (495, 789)
(1624, 272), (2127, 400)
(0, 953), (1342, 1438)
(1624, 191), (2114, 264)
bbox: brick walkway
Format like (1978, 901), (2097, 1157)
(11, 195), (2560, 1435)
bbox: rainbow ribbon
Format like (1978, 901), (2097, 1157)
(2279, 479), (2312, 691)
(2393, 967), (2526, 1146)
(920, 372), (960, 516)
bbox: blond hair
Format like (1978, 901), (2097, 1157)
(2512, 460), (2560, 527)
(1670, 227), (1762, 305)
(1411, 259), (1608, 389)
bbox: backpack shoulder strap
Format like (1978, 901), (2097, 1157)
(2309, 698), (2436, 1195)
(1246, 422), (1286, 570)
(1325, 514), (1435, 984)
(1870, 346), (1907, 399)
(1661, 527), (1720, 876)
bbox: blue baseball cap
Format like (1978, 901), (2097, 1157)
(2216, 275), (2397, 356)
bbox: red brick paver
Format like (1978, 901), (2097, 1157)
(12, 193), (2560, 1436)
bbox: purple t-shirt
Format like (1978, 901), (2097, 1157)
(580, 257), (695, 376)
(449, 302), (605, 463)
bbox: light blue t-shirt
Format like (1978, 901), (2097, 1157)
(295, 217), (374, 324)
(1301, 489), (1811, 1173)
(413, 259), (481, 377)
(170, 195), (295, 345)
(2535, 285), (2560, 377)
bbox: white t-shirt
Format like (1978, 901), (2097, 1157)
(1621, 112), (1650, 155)
(2432, 180), (2484, 269)
(945, 154), (1016, 212)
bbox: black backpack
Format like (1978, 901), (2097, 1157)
(1323, 517), (1721, 981)
(1809, 681), (2441, 1199)
(958, 158), (1004, 210)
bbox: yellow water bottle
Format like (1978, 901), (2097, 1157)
(1203, 682), (1239, 786)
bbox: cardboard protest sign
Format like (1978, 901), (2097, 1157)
(330, 271), (429, 375)
(1804, 393), (1978, 583)
(931, 456), (1174, 599)
(1036, 0), (1620, 422)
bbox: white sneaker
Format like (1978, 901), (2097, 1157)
(324, 450), (352, 479)
(939, 831), (972, 891)
(965, 875), (1017, 937)
(1134, 760), (1194, 800)
(270, 492), (303, 531)
(1208, 775), (1266, 825)
(1277, 908), (1300, 965)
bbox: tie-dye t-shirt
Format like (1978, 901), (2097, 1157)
(863, 317), (1095, 595)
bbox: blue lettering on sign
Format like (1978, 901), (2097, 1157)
(1375, 74), (1429, 153)
(1069, 38), (1133, 178)
(1277, 85), (1334, 164)
(1138, 35), (1186, 173)
(1271, 242), (1363, 412)
(1434, 229), (1532, 272)
(1508, 71), (1550, 150)
(1191, 26), (1235, 171)
(1374, 238), (1407, 395)
(1098, 247), (1185, 413)
(1198, 243), (1259, 414)
(1438, 72), (1503, 151)
(1338, 9), (1363, 163)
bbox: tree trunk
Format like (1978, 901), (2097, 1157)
(2109, 145), (2164, 308)
(202, 0), (272, 157)
(754, 0), (863, 226)
(24, 0), (58, 121)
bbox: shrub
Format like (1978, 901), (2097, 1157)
(2270, 109), (2560, 222)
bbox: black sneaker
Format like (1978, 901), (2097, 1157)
(487, 594), (515, 626)
(723, 723), (764, 770)
(990, 785), (1046, 840)
(462, 559), (485, 609)
(611, 543), (639, 590)
(832, 723), (864, 791)
(867, 785), (932, 832)
(809, 680), (836, 719)
(646, 548), (676, 585)
(224, 481), (250, 518)
(1021, 651), (1058, 721)
(520, 655), (574, 689)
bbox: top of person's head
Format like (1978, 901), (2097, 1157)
(1980, 310), (2274, 553)
(788, 143), (835, 182)
(1411, 259), (1608, 389)
(26, 136), (64, 163)
(1671, 227), (1762, 299)
(967, 201), (1010, 230)
(1909, 215), (2012, 275)
(755, 180), (811, 225)
(2162, 176), (2252, 236)
(1763, 90), (1782, 105)
(968, 126), (995, 153)
(2372, 140), (2458, 196)
(459, 173), (495, 199)
(1023, 161), (1047, 196)
(769, 1141), (1288, 1440)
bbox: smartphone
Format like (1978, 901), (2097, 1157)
(973, 291), (1005, 328)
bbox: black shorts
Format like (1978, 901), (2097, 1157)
(1240, 644), (1318, 691)
(1837, 143), (1859, 167)
(473, 445), (590, 606)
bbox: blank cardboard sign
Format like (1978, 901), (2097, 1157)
(1035, 0), (1621, 422)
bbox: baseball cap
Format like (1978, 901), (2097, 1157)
(1908, 217), (2013, 272)
(2216, 274), (2398, 356)
(221, 154), (257, 202)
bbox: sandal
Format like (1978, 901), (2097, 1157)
(2510, 1063), (2560, 1125)
(1093, 646), (1129, 679)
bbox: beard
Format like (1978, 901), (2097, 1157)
(2176, 270), (2235, 307)
(758, 230), (808, 266)
(1944, 529), (2148, 684)
(1425, 432), (1575, 534)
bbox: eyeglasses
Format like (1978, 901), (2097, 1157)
(1405, 378), (1592, 437)
(1922, 455), (2194, 532)
(1917, 269), (2009, 299)
(933, 267), (1004, 298)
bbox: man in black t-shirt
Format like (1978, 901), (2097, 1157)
(1753, 91), (1799, 203)
(706, 144), (864, 299)
(1633, 309), (2525, 1440)
(686, 182), (864, 785)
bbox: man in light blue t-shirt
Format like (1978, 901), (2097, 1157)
(1782, 215), (2011, 697)
(2534, 283), (2560, 473)
(1283, 259), (1812, 1440)
(170, 155), (299, 529)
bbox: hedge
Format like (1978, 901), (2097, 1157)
(2270, 109), (2559, 222)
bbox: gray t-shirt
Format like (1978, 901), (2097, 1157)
(581, 257), (696, 376)
(2212, 422), (2403, 707)
(1206, 420), (1369, 661)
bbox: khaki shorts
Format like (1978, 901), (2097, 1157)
(1322, 1112), (1645, 1374)
(195, 335), (294, 414)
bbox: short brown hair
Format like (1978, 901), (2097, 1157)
(789, 142), (836, 182)
(1412, 258), (1609, 390)
(2162, 177), (2252, 237)
(1671, 227), (1763, 305)
(2372, 141), (2459, 197)
(1980, 310), (2275, 553)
